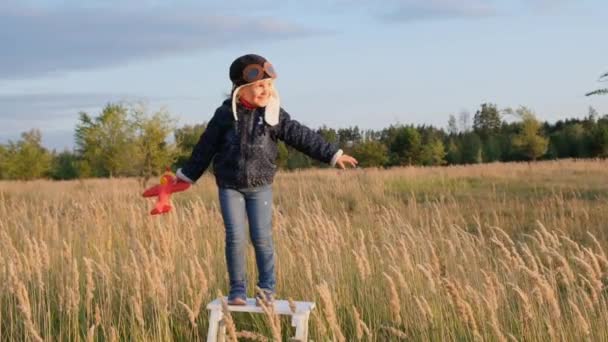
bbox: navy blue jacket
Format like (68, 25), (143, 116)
(178, 98), (341, 189)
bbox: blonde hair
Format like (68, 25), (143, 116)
(232, 79), (275, 98)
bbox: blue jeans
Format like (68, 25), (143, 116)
(218, 184), (275, 299)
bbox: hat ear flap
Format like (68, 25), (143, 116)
(264, 88), (280, 126)
(231, 85), (245, 122)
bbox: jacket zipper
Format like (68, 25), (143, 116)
(242, 108), (256, 186)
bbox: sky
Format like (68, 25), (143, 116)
(1, 0), (607, 150)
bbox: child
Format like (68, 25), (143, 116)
(175, 54), (358, 305)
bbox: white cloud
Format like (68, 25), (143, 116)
(379, 0), (497, 22)
(0, 93), (139, 120)
(0, 4), (317, 79)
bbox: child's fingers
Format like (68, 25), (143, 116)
(336, 156), (358, 169)
(346, 156), (358, 167)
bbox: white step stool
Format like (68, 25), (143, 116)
(206, 297), (315, 341)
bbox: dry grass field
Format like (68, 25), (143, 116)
(0, 159), (607, 341)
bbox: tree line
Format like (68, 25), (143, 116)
(1, 101), (607, 182)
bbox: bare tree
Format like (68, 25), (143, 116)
(586, 71), (608, 96)
(458, 110), (471, 133)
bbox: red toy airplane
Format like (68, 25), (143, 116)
(142, 168), (191, 215)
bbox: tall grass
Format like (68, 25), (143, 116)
(0, 159), (606, 341)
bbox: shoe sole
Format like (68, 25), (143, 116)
(227, 298), (247, 306)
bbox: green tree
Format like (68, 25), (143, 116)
(351, 140), (388, 167)
(495, 121), (521, 161)
(337, 126), (362, 149)
(132, 106), (177, 186)
(2, 130), (52, 180)
(50, 150), (80, 180)
(276, 141), (289, 169)
(420, 138), (446, 166)
(75, 103), (136, 177)
(445, 139), (461, 164)
(382, 125), (421, 166)
(548, 122), (588, 158)
(0, 144), (7, 179)
(589, 118), (608, 157)
(473, 103), (502, 138)
(510, 107), (548, 161)
(482, 135), (502, 162)
(461, 132), (483, 164)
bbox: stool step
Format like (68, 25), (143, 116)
(207, 297), (315, 315)
(206, 297), (315, 341)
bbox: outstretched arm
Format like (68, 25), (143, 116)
(276, 109), (354, 167)
(176, 109), (225, 183)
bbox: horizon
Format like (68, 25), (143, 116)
(1, 0), (607, 150)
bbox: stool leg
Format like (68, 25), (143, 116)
(218, 319), (226, 342)
(291, 312), (310, 341)
(207, 309), (223, 342)
(301, 313), (310, 342)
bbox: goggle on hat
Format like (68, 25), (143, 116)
(229, 54), (280, 126)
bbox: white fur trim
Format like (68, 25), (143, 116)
(231, 85), (245, 122)
(176, 168), (194, 184)
(231, 80), (280, 126)
(330, 149), (343, 167)
(264, 88), (280, 126)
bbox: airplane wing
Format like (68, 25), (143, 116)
(142, 185), (162, 197)
(169, 182), (191, 193)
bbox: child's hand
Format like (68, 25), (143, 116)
(173, 177), (190, 185)
(335, 154), (358, 169)
(172, 174), (191, 187)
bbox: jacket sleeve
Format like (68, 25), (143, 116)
(176, 109), (225, 183)
(275, 108), (343, 166)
